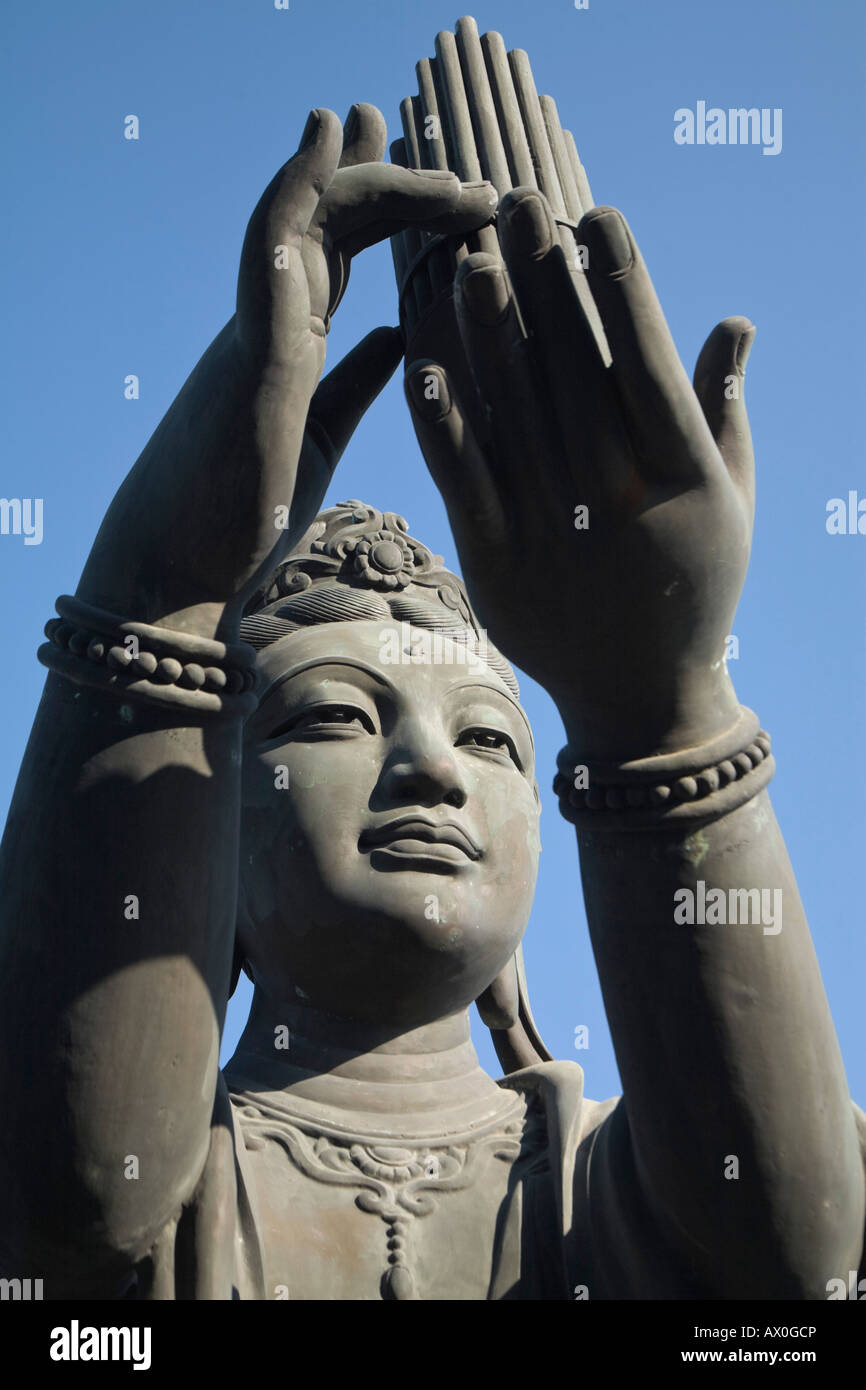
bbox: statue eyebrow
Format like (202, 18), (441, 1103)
(255, 660), (532, 747)
(257, 657), (398, 706)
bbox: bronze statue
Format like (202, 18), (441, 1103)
(0, 19), (863, 1300)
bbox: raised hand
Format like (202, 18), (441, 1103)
(77, 105), (496, 635)
(405, 191), (756, 758)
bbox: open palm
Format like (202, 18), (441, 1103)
(405, 191), (757, 757)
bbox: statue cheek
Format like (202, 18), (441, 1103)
(526, 816), (542, 861)
(241, 747), (296, 809)
(483, 795), (540, 862)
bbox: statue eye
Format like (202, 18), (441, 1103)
(266, 703), (374, 740)
(456, 727), (521, 769)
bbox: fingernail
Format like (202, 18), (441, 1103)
(459, 263), (510, 325)
(584, 209), (634, 277)
(300, 109), (321, 149)
(408, 168), (459, 182)
(342, 104), (360, 145)
(506, 193), (554, 258)
(463, 179), (498, 210)
(735, 326), (755, 374)
(407, 366), (451, 420)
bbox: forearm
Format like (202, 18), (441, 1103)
(76, 318), (311, 633)
(0, 670), (242, 1270)
(576, 785), (864, 1296)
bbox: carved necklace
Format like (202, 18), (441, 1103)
(230, 1088), (529, 1300)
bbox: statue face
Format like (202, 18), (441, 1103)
(239, 620), (540, 1027)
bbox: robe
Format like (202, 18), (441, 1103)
(124, 1061), (866, 1301)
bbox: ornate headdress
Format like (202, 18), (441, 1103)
(239, 499), (519, 699)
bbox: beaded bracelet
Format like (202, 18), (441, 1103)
(38, 595), (259, 718)
(554, 707), (775, 830)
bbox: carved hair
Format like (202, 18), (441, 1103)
(239, 500), (520, 699)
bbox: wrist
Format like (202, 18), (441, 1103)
(553, 702), (774, 832)
(556, 668), (741, 762)
(40, 596), (258, 720)
(73, 582), (240, 645)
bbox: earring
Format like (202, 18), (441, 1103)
(476, 953), (519, 1029)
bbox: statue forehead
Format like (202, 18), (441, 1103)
(252, 622), (533, 738)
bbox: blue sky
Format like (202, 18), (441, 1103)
(1, 0), (864, 1102)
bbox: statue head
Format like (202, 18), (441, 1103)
(235, 502), (549, 1072)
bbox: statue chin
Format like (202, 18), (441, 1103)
(236, 877), (532, 1030)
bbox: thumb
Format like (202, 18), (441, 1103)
(404, 359), (508, 547)
(321, 164), (498, 259)
(306, 325), (403, 467)
(693, 316), (756, 506)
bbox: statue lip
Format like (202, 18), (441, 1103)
(359, 815), (482, 861)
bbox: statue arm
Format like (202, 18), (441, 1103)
(573, 790), (865, 1298)
(403, 187), (863, 1296)
(0, 676), (242, 1292)
(0, 108), (495, 1291)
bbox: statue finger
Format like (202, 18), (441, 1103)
(453, 253), (564, 500)
(236, 111), (343, 349)
(339, 103), (388, 168)
(580, 206), (720, 484)
(693, 317), (757, 515)
(317, 163), (497, 259)
(404, 359), (509, 547)
(497, 188), (624, 485)
(248, 109), (344, 253)
(307, 326), (404, 468)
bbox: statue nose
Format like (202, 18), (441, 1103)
(382, 730), (468, 810)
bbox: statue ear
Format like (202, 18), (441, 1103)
(476, 954), (520, 1030)
(480, 945), (556, 1075)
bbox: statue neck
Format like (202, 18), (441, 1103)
(225, 988), (507, 1138)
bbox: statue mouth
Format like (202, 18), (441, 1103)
(359, 815), (482, 864)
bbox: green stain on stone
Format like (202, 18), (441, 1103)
(683, 828), (710, 867)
